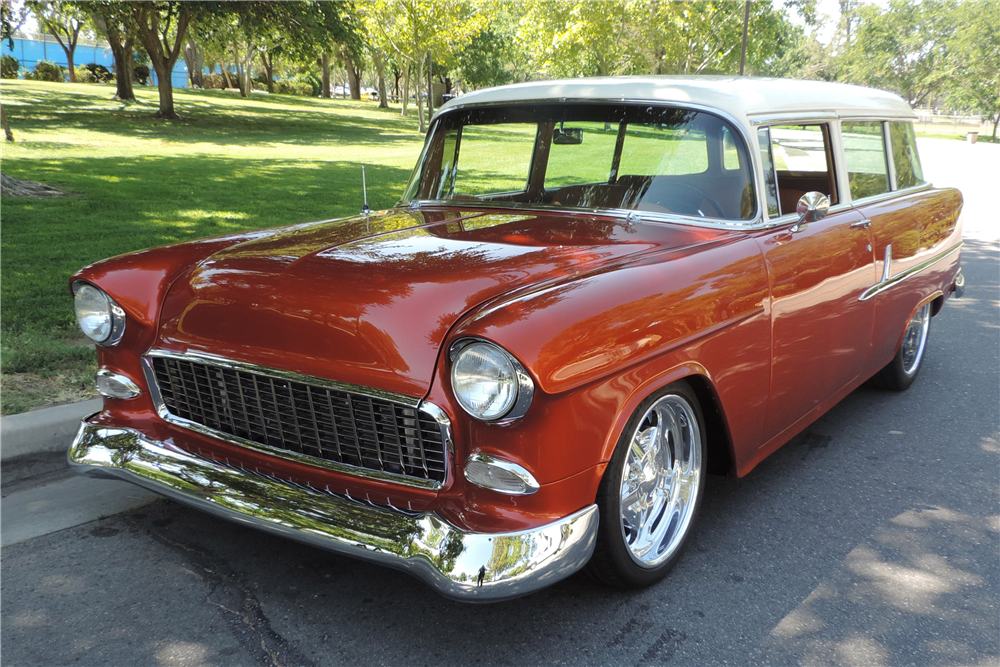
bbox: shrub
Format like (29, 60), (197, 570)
(302, 73), (322, 97)
(202, 72), (227, 89)
(82, 63), (114, 83)
(75, 66), (96, 83)
(1, 54), (18, 79)
(133, 64), (150, 85)
(28, 60), (64, 82)
(274, 78), (313, 96)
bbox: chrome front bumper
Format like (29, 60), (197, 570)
(68, 420), (598, 602)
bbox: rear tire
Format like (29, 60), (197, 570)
(870, 303), (931, 391)
(585, 381), (706, 588)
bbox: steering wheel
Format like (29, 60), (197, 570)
(636, 182), (725, 218)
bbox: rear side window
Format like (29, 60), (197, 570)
(767, 124), (838, 215)
(842, 121), (890, 200)
(890, 122), (924, 189)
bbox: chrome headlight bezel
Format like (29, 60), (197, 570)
(72, 280), (126, 346)
(449, 338), (534, 422)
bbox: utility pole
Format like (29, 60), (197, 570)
(739, 0), (750, 76)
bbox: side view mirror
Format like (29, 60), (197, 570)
(791, 191), (830, 232)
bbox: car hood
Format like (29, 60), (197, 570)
(156, 207), (725, 397)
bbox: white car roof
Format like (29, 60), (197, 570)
(437, 76), (916, 122)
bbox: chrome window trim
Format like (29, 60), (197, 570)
(859, 242), (963, 302)
(883, 121), (898, 190)
(141, 350), (451, 490)
(413, 98), (767, 230)
(849, 182), (933, 209)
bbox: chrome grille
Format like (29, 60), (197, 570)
(149, 356), (447, 484)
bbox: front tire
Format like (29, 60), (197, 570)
(871, 303), (931, 391)
(585, 381), (706, 588)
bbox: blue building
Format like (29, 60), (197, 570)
(3, 31), (189, 89)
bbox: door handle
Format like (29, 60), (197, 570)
(850, 219), (872, 229)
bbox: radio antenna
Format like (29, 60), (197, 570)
(361, 165), (371, 215)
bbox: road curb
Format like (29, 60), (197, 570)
(1, 399), (103, 461)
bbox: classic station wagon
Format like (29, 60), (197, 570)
(69, 77), (965, 601)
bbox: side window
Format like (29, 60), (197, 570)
(842, 121), (890, 200)
(769, 124), (838, 215)
(722, 127), (742, 171)
(889, 122), (924, 189)
(757, 127), (780, 217)
(619, 124), (709, 175)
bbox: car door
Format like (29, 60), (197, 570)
(753, 123), (877, 442)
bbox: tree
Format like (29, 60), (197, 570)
(366, 1), (485, 131)
(840, 0), (955, 106)
(946, 1), (1000, 140)
(28, 1), (87, 82)
(132, 1), (194, 118)
(86, 1), (138, 101)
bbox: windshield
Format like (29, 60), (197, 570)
(402, 103), (757, 221)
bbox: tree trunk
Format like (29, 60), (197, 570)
(91, 11), (136, 102)
(415, 54), (426, 133)
(152, 62), (175, 118)
(112, 43), (134, 100)
(1, 104), (14, 142)
(134, 4), (191, 119)
(183, 39), (204, 88)
(321, 52), (331, 98)
(347, 62), (361, 100)
(401, 64), (410, 117)
(260, 51), (273, 93)
(373, 52), (387, 109)
(221, 66), (233, 89)
(235, 60), (246, 97)
(66, 46), (76, 82)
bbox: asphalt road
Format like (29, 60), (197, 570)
(3, 146), (998, 667)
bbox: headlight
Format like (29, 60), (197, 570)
(450, 340), (533, 421)
(73, 281), (125, 346)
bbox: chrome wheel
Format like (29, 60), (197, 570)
(619, 394), (702, 568)
(901, 304), (930, 376)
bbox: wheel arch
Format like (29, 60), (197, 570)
(600, 368), (737, 479)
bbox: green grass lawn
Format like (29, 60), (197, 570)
(0, 80), (426, 414)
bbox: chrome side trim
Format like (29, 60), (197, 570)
(141, 351), (450, 490)
(860, 242), (963, 302)
(69, 422), (598, 603)
(882, 244), (894, 283)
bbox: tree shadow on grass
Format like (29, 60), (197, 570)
(1, 155), (415, 334)
(2, 85), (424, 149)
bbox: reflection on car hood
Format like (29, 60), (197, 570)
(156, 207), (724, 397)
